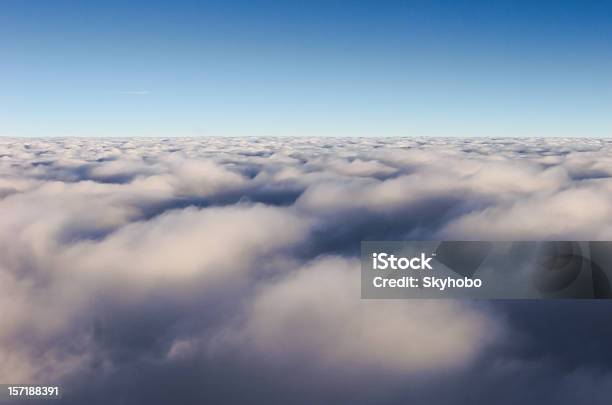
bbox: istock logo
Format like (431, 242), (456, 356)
(372, 252), (434, 270)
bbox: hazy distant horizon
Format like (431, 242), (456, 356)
(2, 134), (612, 139)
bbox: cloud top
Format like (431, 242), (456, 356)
(1, 137), (612, 404)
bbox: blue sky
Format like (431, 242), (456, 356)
(1, 0), (611, 137)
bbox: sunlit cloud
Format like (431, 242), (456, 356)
(0, 137), (612, 404)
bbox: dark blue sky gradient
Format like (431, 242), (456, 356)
(1, 0), (611, 136)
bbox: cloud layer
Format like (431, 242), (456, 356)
(1, 137), (612, 403)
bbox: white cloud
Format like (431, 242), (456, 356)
(0, 137), (612, 402)
(225, 256), (501, 376)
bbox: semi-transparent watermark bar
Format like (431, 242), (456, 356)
(361, 241), (612, 299)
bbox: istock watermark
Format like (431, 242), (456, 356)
(361, 241), (612, 299)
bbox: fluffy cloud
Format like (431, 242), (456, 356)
(228, 256), (500, 375)
(1, 137), (612, 404)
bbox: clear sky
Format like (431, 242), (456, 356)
(1, 0), (611, 137)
